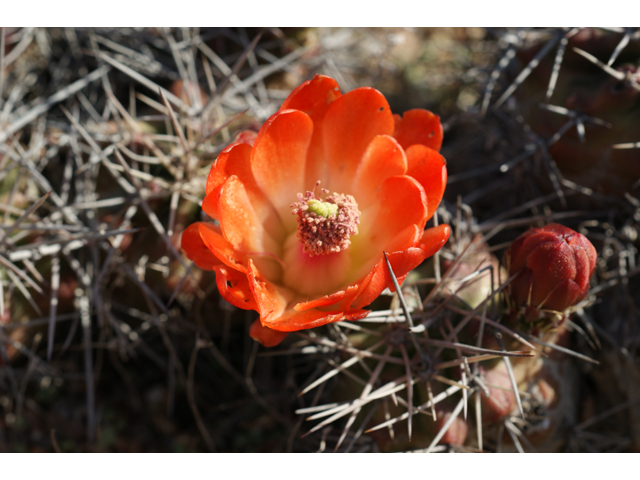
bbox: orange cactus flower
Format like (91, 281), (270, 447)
(181, 75), (450, 346)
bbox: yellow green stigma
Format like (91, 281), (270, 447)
(307, 199), (339, 218)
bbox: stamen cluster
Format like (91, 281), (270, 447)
(291, 184), (360, 256)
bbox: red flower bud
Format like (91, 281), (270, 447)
(504, 224), (597, 314)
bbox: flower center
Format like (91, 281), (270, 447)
(291, 182), (360, 257)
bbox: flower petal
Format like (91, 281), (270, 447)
(568, 231), (597, 272)
(182, 222), (258, 311)
(181, 222), (222, 271)
(218, 175), (273, 252)
(323, 87), (395, 194)
(246, 259), (290, 323)
(349, 175), (432, 286)
(393, 109), (443, 152)
(267, 309), (344, 331)
(405, 144), (447, 221)
(571, 246), (591, 293)
(280, 74), (342, 118)
(201, 194), (219, 221)
(385, 224), (422, 253)
(294, 285), (360, 312)
(506, 230), (558, 272)
(204, 142), (252, 218)
(527, 241), (576, 307)
(214, 264), (258, 310)
(343, 309), (371, 322)
(351, 247), (428, 309)
(247, 259), (367, 332)
(251, 109), (313, 233)
(348, 224), (420, 286)
(233, 130), (257, 146)
(198, 222), (247, 273)
(419, 224), (451, 259)
(262, 307), (369, 332)
(366, 175), (428, 250)
(541, 278), (581, 311)
(350, 224), (450, 310)
(510, 269), (533, 307)
(218, 176), (273, 252)
(204, 142), (283, 240)
(280, 74), (342, 188)
(205, 142), (251, 196)
(249, 319), (288, 347)
(352, 135), (407, 209)
(218, 175), (283, 282)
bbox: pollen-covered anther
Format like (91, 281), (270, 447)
(291, 184), (360, 256)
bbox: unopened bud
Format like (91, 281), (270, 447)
(504, 224), (597, 317)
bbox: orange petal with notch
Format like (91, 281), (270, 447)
(280, 74), (342, 187)
(393, 109), (443, 152)
(323, 87), (395, 194)
(280, 74), (342, 118)
(405, 144), (447, 221)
